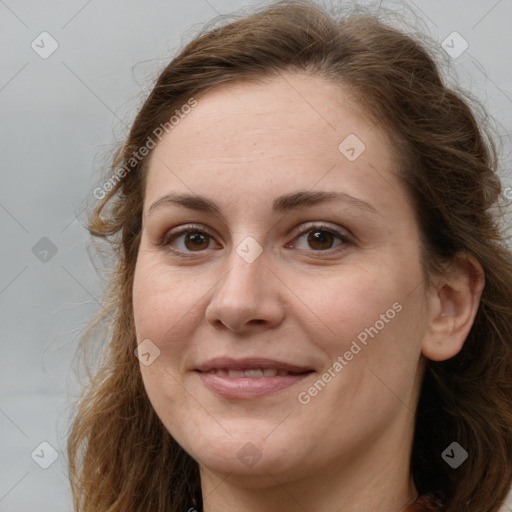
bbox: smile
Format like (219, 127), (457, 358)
(202, 368), (304, 377)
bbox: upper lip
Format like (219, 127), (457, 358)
(195, 357), (314, 373)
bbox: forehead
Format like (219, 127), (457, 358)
(144, 73), (407, 220)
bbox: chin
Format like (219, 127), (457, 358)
(197, 453), (296, 488)
(179, 430), (299, 483)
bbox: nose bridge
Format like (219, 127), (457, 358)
(205, 237), (284, 331)
(216, 239), (267, 306)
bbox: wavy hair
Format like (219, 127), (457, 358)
(67, 1), (512, 510)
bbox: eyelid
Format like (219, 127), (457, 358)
(159, 223), (211, 245)
(159, 221), (352, 255)
(158, 224), (219, 258)
(286, 222), (352, 253)
(290, 221), (351, 239)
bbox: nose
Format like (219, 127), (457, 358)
(204, 249), (286, 333)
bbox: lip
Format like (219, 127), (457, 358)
(195, 357), (313, 373)
(194, 357), (315, 399)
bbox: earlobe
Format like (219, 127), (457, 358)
(421, 253), (485, 362)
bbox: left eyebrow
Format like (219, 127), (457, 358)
(272, 190), (378, 215)
(147, 190), (379, 219)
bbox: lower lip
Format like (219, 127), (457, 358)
(196, 371), (313, 399)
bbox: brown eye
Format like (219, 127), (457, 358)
(182, 232), (210, 251)
(306, 229), (336, 250)
(291, 224), (349, 252)
(162, 225), (217, 254)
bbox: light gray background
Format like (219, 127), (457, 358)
(1, 1), (511, 511)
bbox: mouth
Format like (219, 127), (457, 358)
(199, 368), (310, 378)
(194, 357), (315, 399)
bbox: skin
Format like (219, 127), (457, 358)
(132, 73), (484, 512)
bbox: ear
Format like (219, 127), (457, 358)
(421, 253), (485, 362)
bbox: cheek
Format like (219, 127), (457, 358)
(296, 271), (424, 431)
(133, 253), (204, 339)
(293, 261), (425, 380)
(288, 267), (403, 346)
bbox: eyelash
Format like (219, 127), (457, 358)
(159, 222), (352, 257)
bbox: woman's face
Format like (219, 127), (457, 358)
(133, 73), (430, 486)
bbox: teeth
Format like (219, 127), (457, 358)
(227, 369), (245, 378)
(244, 369), (263, 378)
(207, 368), (289, 377)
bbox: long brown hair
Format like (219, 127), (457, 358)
(67, 1), (512, 510)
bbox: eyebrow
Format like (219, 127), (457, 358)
(147, 190), (379, 219)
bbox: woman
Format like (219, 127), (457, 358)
(67, 1), (512, 511)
